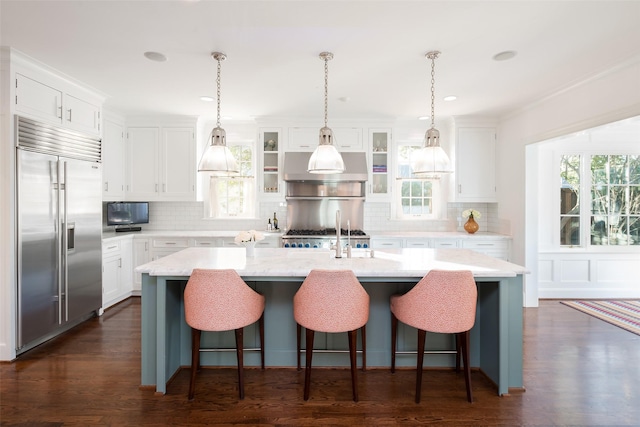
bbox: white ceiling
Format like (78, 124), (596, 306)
(2, 0), (640, 124)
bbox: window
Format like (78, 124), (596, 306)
(394, 144), (439, 219)
(205, 145), (255, 218)
(560, 155), (580, 246)
(559, 153), (640, 247)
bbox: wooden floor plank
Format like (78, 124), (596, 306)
(1, 298), (640, 426)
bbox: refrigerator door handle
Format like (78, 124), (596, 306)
(61, 160), (69, 323)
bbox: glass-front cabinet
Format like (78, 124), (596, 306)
(259, 128), (282, 198)
(368, 128), (391, 199)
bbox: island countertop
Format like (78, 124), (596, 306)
(135, 247), (527, 279)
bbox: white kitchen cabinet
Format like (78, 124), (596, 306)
(403, 238), (431, 248)
(432, 239), (459, 248)
(259, 128), (283, 198)
(370, 237), (403, 249)
(455, 127), (496, 202)
(15, 73), (101, 135)
(102, 238), (133, 310)
(126, 120), (196, 201)
(287, 126), (363, 151)
(368, 129), (391, 199)
(150, 237), (189, 262)
(63, 93), (101, 134)
(102, 115), (126, 201)
(190, 237), (221, 247)
(132, 238), (150, 293)
(462, 239), (510, 261)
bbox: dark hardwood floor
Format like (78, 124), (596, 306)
(1, 298), (639, 426)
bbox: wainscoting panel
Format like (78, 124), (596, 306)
(538, 252), (640, 299)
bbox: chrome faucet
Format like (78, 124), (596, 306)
(335, 210), (342, 258)
(345, 220), (352, 258)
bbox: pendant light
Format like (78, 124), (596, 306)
(411, 51), (452, 177)
(307, 52), (345, 174)
(198, 52), (239, 176)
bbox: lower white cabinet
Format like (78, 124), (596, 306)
(370, 235), (509, 260)
(132, 238), (150, 293)
(461, 240), (510, 261)
(432, 239), (459, 249)
(102, 239), (132, 310)
(403, 238), (431, 248)
(370, 237), (403, 249)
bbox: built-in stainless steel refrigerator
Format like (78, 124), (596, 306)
(16, 116), (102, 354)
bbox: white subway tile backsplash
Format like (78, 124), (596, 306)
(139, 200), (503, 234)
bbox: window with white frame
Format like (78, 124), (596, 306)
(560, 153), (640, 247)
(394, 144), (439, 219)
(205, 145), (255, 218)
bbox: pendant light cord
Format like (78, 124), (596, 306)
(430, 54), (436, 129)
(216, 56), (222, 128)
(324, 55), (329, 128)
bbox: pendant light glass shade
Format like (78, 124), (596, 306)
(411, 51), (453, 177)
(308, 126), (345, 174)
(198, 126), (239, 176)
(197, 52), (239, 176)
(308, 52), (345, 174)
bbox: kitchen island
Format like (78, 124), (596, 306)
(137, 247), (527, 396)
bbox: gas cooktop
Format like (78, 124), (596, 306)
(285, 228), (368, 237)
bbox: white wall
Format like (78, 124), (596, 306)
(498, 56), (640, 306)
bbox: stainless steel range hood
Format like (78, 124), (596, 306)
(283, 152), (368, 182)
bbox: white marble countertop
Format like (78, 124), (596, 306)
(135, 247), (527, 279)
(102, 230), (284, 241)
(369, 231), (510, 240)
(103, 229), (509, 242)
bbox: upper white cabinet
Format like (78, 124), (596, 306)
(287, 126), (363, 151)
(126, 117), (197, 201)
(259, 128), (283, 198)
(15, 73), (102, 135)
(102, 113), (126, 201)
(455, 125), (497, 202)
(367, 128), (391, 199)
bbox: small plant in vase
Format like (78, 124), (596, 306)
(235, 230), (265, 256)
(462, 209), (481, 234)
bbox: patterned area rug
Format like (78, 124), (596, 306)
(560, 300), (640, 336)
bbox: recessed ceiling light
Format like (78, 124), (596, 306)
(144, 51), (167, 62)
(200, 96), (215, 102)
(418, 116), (430, 121)
(492, 51), (517, 61)
(444, 95), (457, 101)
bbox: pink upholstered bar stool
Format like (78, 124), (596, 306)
(293, 269), (369, 401)
(390, 269), (477, 404)
(184, 268), (265, 401)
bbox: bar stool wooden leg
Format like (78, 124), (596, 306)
(460, 330), (473, 403)
(415, 328), (427, 404)
(296, 323), (302, 371)
(455, 333), (462, 373)
(259, 313), (265, 370)
(390, 313), (398, 373)
(360, 324), (366, 371)
(188, 328), (201, 400)
(303, 328), (314, 401)
(348, 329), (359, 402)
(235, 328), (245, 400)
